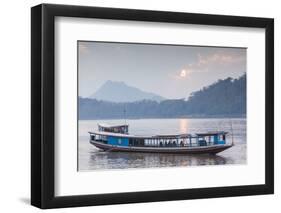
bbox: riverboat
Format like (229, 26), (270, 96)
(89, 123), (233, 154)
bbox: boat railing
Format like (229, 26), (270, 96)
(140, 141), (218, 148)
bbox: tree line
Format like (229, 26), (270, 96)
(79, 74), (246, 119)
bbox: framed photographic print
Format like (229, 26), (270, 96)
(31, 3), (274, 209)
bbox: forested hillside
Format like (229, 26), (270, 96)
(79, 74), (246, 119)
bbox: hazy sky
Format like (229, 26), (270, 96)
(78, 41), (246, 99)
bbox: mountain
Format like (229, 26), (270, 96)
(80, 74), (246, 119)
(89, 80), (165, 102)
(186, 74), (246, 115)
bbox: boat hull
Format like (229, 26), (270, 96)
(90, 140), (232, 154)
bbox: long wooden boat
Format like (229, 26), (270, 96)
(89, 124), (233, 154)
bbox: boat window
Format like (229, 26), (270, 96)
(128, 138), (145, 146)
(180, 140), (184, 146)
(118, 138), (122, 145)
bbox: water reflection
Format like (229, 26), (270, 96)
(87, 150), (234, 170)
(179, 119), (188, 133)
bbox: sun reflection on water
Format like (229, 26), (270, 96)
(179, 119), (189, 134)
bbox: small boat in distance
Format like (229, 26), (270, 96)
(89, 124), (233, 154)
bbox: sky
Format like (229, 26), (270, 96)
(78, 41), (246, 99)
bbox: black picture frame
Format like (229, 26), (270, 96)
(31, 3), (274, 209)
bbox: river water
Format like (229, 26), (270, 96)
(78, 118), (246, 171)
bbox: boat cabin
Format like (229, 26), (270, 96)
(195, 132), (227, 146)
(98, 123), (128, 134)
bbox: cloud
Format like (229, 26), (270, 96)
(198, 52), (244, 66)
(175, 51), (245, 79)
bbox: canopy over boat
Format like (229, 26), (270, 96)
(98, 123), (128, 134)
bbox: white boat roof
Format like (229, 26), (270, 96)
(195, 131), (228, 136)
(89, 131), (148, 138)
(98, 123), (128, 128)
(88, 131), (218, 139)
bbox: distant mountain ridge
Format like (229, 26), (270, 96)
(80, 74), (246, 119)
(90, 80), (165, 102)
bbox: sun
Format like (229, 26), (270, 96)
(180, 69), (187, 78)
